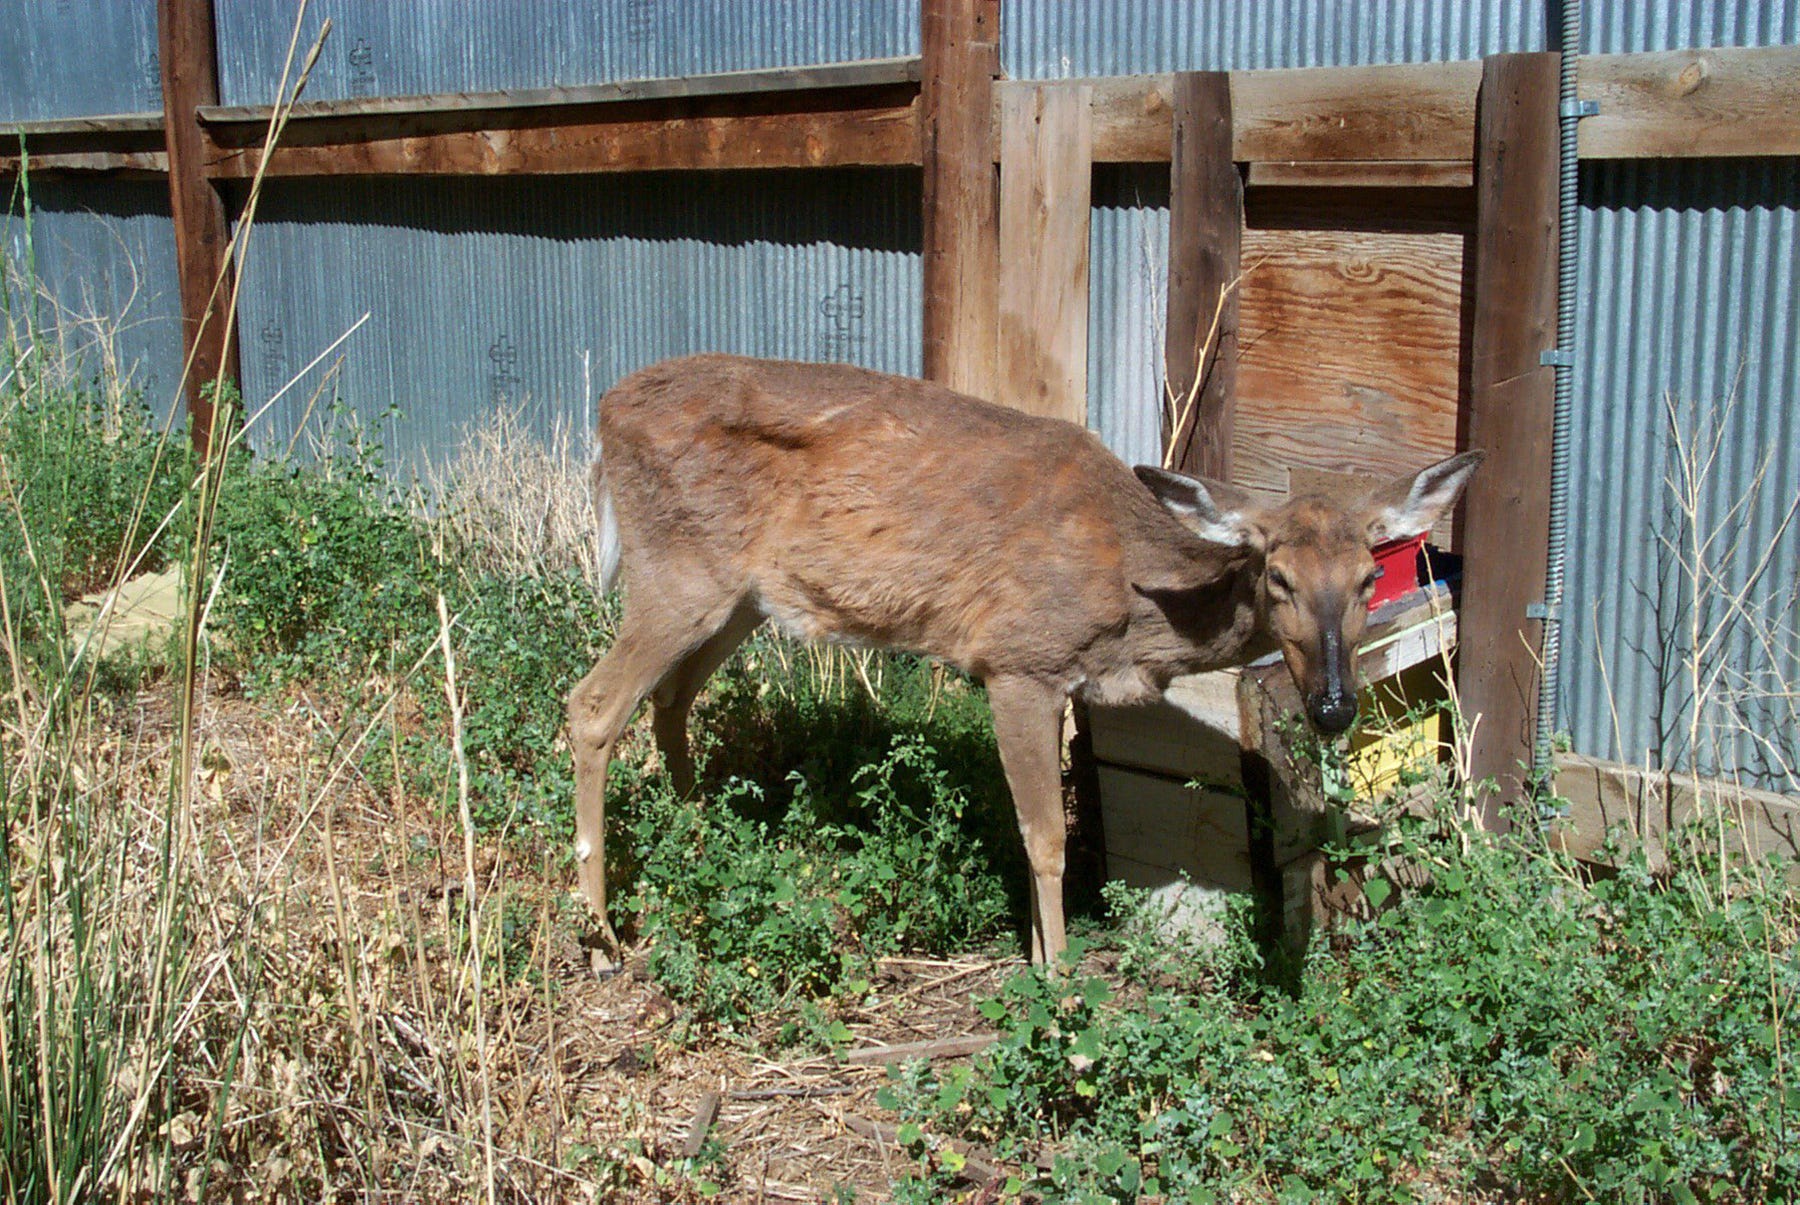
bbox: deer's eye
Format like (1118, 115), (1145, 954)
(1360, 569), (1382, 593)
(1267, 568), (1294, 596)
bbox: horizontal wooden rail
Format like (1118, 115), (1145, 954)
(6, 43), (1798, 178)
(0, 112), (164, 136)
(197, 55), (920, 125)
(1003, 42), (1800, 170)
(1553, 751), (1800, 880)
(200, 90), (921, 178)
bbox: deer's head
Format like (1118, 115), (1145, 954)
(1136, 451), (1485, 735)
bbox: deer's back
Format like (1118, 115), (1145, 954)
(599, 355), (1160, 678)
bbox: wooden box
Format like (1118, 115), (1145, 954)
(1087, 588), (1458, 947)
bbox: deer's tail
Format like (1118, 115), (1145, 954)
(592, 444), (621, 594)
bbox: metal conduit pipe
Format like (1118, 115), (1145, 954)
(1533, 0), (1585, 793)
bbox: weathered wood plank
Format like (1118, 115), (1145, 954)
(1018, 62), (1482, 165)
(198, 56), (923, 125)
(1580, 44), (1800, 159)
(158, 0), (239, 452)
(1084, 74), (1175, 163)
(997, 83), (1091, 424)
(1232, 60), (1483, 163)
(1165, 72), (1240, 477)
(1552, 752), (1800, 882)
(203, 95), (919, 177)
(1233, 228), (1466, 529)
(921, 0), (1000, 398)
(1097, 766), (1258, 891)
(1458, 53), (1561, 819)
(0, 113), (164, 136)
(0, 151), (168, 174)
(1245, 159), (1474, 188)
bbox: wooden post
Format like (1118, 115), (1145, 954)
(1459, 53), (1560, 819)
(996, 83), (1092, 423)
(920, 0), (999, 398)
(158, 0), (239, 452)
(1163, 71), (1240, 479)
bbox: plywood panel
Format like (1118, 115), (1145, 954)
(1233, 227), (1467, 545)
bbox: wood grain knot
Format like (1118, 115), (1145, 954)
(1673, 57), (1711, 98)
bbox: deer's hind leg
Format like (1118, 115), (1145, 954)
(650, 602), (763, 796)
(567, 584), (744, 974)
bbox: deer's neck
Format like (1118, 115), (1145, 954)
(1078, 535), (1273, 705)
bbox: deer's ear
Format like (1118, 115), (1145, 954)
(1364, 450), (1486, 545)
(1134, 465), (1262, 549)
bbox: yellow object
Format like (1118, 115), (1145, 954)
(1342, 661), (1450, 799)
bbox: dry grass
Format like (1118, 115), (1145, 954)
(422, 402), (609, 596)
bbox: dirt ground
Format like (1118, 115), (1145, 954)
(110, 674), (1044, 1204)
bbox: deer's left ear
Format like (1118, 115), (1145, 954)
(1135, 465), (1265, 549)
(1364, 451), (1486, 545)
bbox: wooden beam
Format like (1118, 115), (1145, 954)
(0, 113), (165, 136)
(1164, 72), (1241, 479)
(1012, 62), (1484, 166)
(201, 92), (920, 178)
(1551, 752), (1800, 881)
(1018, 45), (1800, 168)
(1580, 44), (1800, 159)
(198, 56), (922, 125)
(1244, 159), (1473, 188)
(158, 0), (239, 453)
(1458, 53), (1561, 820)
(920, 0), (1000, 397)
(0, 114), (170, 175)
(0, 151), (168, 174)
(1231, 61), (1483, 164)
(996, 83), (1092, 424)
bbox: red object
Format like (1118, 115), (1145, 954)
(1369, 533), (1428, 610)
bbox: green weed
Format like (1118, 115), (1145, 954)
(889, 815), (1800, 1202)
(623, 737), (1010, 1031)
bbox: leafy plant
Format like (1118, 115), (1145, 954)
(623, 737), (1009, 1030)
(890, 814), (1800, 1202)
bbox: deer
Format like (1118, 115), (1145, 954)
(567, 353), (1483, 973)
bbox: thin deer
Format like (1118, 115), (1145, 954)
(568, 354), (1483, 971)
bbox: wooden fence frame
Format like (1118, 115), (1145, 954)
(4, 0), (1797, 832)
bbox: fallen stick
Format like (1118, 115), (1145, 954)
(680, 1090), (722, 1158)
(728, 1083), (855, 1101)
(842, 1033), (998, 1065)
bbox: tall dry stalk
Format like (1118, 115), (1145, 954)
(422, 401), (608, 595)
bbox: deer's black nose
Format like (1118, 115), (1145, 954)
(1308, 691), (1358, 735)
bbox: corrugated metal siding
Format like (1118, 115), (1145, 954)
(0, 0), (161, 122)
(232, 170), (921, 475)
(2, 179), (185, 421)
(1089, 165), (1169, 468)
(1583, 4), (1800, 51)
(1564, 158), (1800, 791)
(1003, 0), (1544, 78)
(214, 0), (919, 107)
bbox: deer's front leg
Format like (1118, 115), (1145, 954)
(986, 675), (1069, 968)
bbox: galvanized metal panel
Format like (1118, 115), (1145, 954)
(2, 178), (186, 422)
(231, 170), (921, 477)
(1582, 2), (1800, 51)
(1003, 0), (1545, 79)
(213, 0), (920, 107)
(1089, 165), (1169, 468)
(1563, 158), (1800, 791)
(0, 0), (161, 122)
